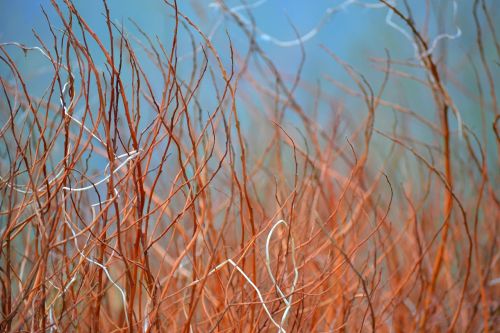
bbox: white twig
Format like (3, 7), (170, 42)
(489, 277), (500, 286)
(62, 150), (140, 192)
(384, 0), (461, 60)
(202, 258), (286, 332)
(265, 220), (299, 331)
(384, 0), (464, 137)
(62, 193), (129, 325)
(178, 220), (299, 332)
(0, 42), (53, 61)
(47, 275), (78, 333)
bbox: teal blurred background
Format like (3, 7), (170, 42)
(1, 0), (498, 173)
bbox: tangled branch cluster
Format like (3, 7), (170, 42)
(0, 0), (498, 332)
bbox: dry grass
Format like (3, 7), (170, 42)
(0, 0), (499, 332)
